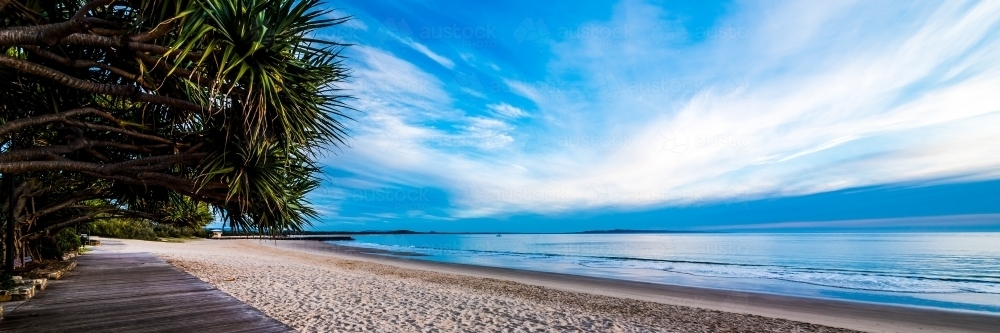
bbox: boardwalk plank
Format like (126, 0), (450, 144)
(0, 243), (293, 332)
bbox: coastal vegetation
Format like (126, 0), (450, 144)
(88, 219), (209, 240)
(87, 198), (212, 240)
(0, 0), (351, 267)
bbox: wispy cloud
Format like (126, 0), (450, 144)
(340, 17), (369, 31)
(488, 103), (529, 119)
(316, 0), (1000, 225)
(394, 35), (455, 69)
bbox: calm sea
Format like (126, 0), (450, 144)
(331, 233), (1000, 313)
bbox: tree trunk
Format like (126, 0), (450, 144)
(4, 174), (15, 274)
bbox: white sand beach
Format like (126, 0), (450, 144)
(103, 238), (997, 333)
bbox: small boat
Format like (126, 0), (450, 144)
(496, 234), (501, 237)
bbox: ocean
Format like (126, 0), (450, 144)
(330, 233), (1000, 313)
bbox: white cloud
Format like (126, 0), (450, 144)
(393, 35), (455, 69)
(456, 117), (515, 150)
(325, 0), (1000, 220)
(340, 17), (369, 31)
(488, 103), (529, 119)
(502, 78), (545, 105)
(349, 48), (442, 94)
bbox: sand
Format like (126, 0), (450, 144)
(105, 238), (998, 333)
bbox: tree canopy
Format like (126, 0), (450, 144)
(0, 0), (352, 261)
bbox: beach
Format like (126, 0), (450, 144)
(106, 238), (999, 332)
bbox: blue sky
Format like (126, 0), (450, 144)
(285, 0), (1000, 232)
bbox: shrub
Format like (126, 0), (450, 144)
(58, 227), (82, 250)
(87, 219), (158, 241)
(39, 228), (83, 260)
(88, 219), (210, 240)
(0, 273), (14, 290)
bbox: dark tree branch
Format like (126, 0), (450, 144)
(26, 211), (104, 241)
(81, 17), (119, 29)
(0, 54), (205, 112)
(0, 29), (202, 60)
(83, 147), (112, 162)
(39, 20), (90, 45)
(61, 120), (173, 144)
(114, 152), (204, 168)
(0, 20), (87, 46)
(90, 27), (126, 36)
(28, 189), (102, 221)
(23, 45), (155, 90)
(0, 160), (110, 174)
(0, 53), (133, 93)
(0, 137), (158, 164)
(92, 141), (156, 153)
(0, 138), (90, 163)
(80, 171), (230, 203)
(59, 33), (203, 59)
(0, 150), (205, 174)
(0, 108), (116, 136)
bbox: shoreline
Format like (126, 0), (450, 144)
(313, 241), (1000, 314)
(107, 237), (1000, 332)
(266, 240), (1000, 333)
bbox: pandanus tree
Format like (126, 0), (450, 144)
(0, 0), (352, 266)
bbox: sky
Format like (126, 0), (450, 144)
(280, 0), (1000, 232)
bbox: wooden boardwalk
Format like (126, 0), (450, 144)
(1, 244), (293, 332)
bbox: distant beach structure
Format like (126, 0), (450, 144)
(210, 230), (223, 239)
